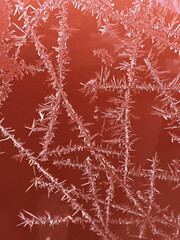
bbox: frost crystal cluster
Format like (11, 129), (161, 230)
(0, 0), (180, 239)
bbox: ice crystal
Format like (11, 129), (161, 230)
(0, 0), (180, 239)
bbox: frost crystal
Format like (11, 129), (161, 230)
(0, 0), (180, 239)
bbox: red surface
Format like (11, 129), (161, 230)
(0, 1), (180, 240)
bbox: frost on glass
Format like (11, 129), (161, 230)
(0, 0), (180, 239)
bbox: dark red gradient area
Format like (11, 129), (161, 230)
(0, 1), (180, 240)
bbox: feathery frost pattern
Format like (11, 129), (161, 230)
(0, 0), (180, 239)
